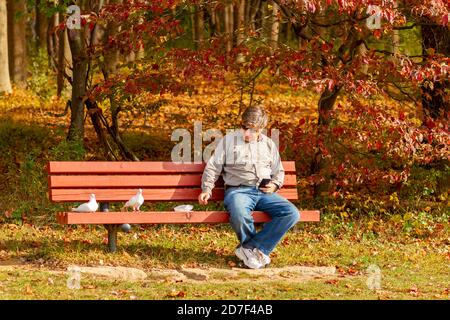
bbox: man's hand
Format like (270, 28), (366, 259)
(198, 192), (211, 205)
(259, 182), (277, 194)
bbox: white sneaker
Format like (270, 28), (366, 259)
(255, 248), (271, 267)
(235, 247), (263, 269)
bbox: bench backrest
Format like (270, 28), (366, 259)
(47, 161), (298, 202)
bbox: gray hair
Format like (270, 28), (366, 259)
(242, 105), (268, 129)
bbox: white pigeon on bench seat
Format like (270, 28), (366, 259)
(122, 188), (144, 212)
(71, 194), (98, 213)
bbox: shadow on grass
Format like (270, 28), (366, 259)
(1, 238), (236, 267)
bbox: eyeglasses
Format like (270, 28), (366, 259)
(241, 124), (259, 133)
(241, 125), (259, 134)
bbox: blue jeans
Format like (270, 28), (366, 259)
(224, 186), (300, 255)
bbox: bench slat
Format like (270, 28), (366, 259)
(49, 174), (297, 188)
(48, 161), (297, 174)
(57, 210), (320, 224)
(50, 188), (299, 201)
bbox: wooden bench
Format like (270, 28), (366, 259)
(48, 161), (320, 252)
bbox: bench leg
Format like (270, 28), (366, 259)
(105, 225), (119, 253)
(100, 203), (120, 253)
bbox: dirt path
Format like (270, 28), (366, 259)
(0, 260), (338, 284)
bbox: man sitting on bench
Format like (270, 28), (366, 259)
(198, 105), (300, 269)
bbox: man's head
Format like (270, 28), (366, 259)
(241, 105), (268, 142)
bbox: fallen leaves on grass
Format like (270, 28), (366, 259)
(227, 260), (236, 268)
(409, 285), (420, 297)
(167, 289), (187, 298)
(24, 285), (33, 295)
(83, 285), (97, 289)
(336, 266), (360, 275)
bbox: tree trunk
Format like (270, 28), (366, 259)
(236, 0), (245, 46)
(249, 0), (261, 32)
(85, 99), (117, 161)
(57, 24), (66, 96)
(206, 2), (219, 37)
(34, 0), (48, 49)
(67, 27), (88, 143)
(245, 0), (251, 28)
(311, 86), (341, 197)
(260, 0), (269, 39)
(224, 1), (234, 53)
(7, 0), (27, 87)
(0, 0), (12, 93)
(46, 8), (58, 67)
(194, 4), (204, 49)
(270, 1), (280, 52)
(318, 87), (341, 126)
(420, 20), (450, 120)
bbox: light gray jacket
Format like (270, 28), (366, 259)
(201, 130), (285, 195)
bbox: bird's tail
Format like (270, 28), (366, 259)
(71, 208), (77, 212)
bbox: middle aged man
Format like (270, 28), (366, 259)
(198, 105), (300, 269)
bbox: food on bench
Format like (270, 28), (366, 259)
(174, 204), (194, 212)
(71, 194), (99, 213)
(121, 188), (144, 212)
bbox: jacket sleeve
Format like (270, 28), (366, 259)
(270, 140), (285, 189)
(201, 137), (226, 196)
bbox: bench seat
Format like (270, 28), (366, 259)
(48, 161), (320, 252)
(56, 210), (321, 224)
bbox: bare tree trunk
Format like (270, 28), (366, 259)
(245, 0), (252, 27)
(0, 0), (12, 93)
(194, 4), (204, 49)
(57, 21), (65, 96)
(85, 98), (117, 161)
(236, 0), (245, 46)
(46, 8), (58, 67)
(7, 0), (27, 87)
(224, 1), (234, 53)
(286, 19), (292, 44)
(420, 19), (450, 120)
(270, 1), (280, 52)
(64, 29), (73, 78)
(249, 0), (261, 32)
(206, 2), (219, 37)
(34, 0), (48, 49)
(67, 27), (88, 142)
(391, 0), (400, 56)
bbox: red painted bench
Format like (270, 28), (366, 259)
(47, 161), (320, 252)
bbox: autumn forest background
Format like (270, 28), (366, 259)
(0, 0), (448, 300)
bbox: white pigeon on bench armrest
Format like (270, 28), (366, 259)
(71, 194), (99, 213)
(122, 188), (144, 212)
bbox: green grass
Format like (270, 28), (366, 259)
(0, 215), (448, 300)
(2, 268), (446, 300)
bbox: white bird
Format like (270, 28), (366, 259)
(71, 194), (98, 213)
(122, 189), (144, 212)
